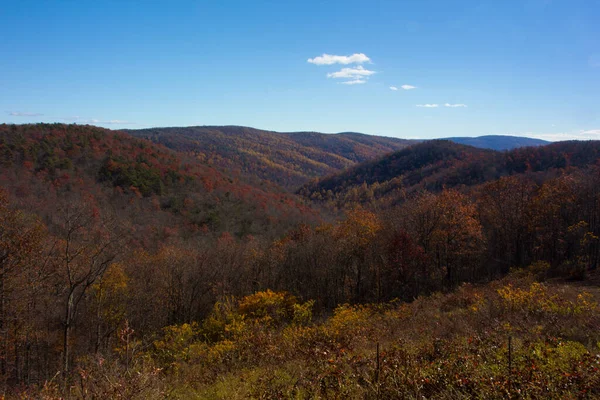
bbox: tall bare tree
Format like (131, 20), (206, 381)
(51, 197), (120, 377)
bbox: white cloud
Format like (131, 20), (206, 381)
(308, 53), (371, 65)
(391, 85), (417, 91)
(444, 103), (467, 107)
(326, 65), (376, 85)
(327, 65), (376, 79)
(308, 56), (376, 85)
(416, 104), (439, 108)
(8, 111), (43, 117)
(342, 79), (367, 85)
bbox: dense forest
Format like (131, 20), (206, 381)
(126, 126), (415, 191)
(300, 139), (600, 209)
(1, 123), (600, 398)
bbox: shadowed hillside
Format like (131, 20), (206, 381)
(299, 139), (600, 206)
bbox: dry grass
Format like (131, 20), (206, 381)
(21, 268), (600, 399)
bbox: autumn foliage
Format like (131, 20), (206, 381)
(1, 123), (600, 397)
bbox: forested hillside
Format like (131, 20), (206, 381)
(0, 123), (317, 238)
(127, 126), (414, 190)
(1, 124), (600, 398)
(0, 123), (322, 395)
(300, 139), (600, 208)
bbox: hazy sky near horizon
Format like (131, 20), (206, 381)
(1, 0), (599, 140)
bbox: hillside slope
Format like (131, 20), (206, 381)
(300, 139), (600, 205)
(32, 271), (600, 399)
(0, 123), (318, 238)
(4, 124), (600, 398)
(126, 126), (414, 190)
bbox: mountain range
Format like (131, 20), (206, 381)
(126, 126), (550, 190)
(298, 138), (600, 207)
(126, 126), (414, 190)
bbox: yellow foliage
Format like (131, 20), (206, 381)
(202, 297), (246, 342)
(238, 289), (313, 327)
(335, 207), (381, 249)
(153, 323), (199, 366)
(207, 340), (237, 363)
(91, 262), (129, 327)
(202, 290), (313, 343)
(497, 282), (598, 316)
(328, 304), (373, 337)
(238, 290), (294, 320)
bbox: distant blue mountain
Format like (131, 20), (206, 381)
(444, 135), (549, 151)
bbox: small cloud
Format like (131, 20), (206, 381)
(416, 104), (439, 108)
(327, 66), (376, 85)
(309, 57), (376, 85)
(391, 85), (416, 91)
(308, 53), (371, 65)
(327, 66), (376, 79)
(8, 111), (44, 117)
(342, 79), (367, 85)
(444, 103), (467, 108)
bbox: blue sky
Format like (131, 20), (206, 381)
(1, 0), (599, 140)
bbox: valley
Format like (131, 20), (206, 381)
(1, 123), (599, 398)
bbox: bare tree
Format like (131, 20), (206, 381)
(51, 198), (120, 377)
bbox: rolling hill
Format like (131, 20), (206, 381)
(299, 139), (600, 206)
(0, 123), (318, 238)
(126, 126), (415, 190)
(3, 123), (600, 399)
(127, 126), (552, 190)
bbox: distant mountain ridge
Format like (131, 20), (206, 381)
(444, 135), (549, 150)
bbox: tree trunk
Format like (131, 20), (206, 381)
(63, 291), (74, 377)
